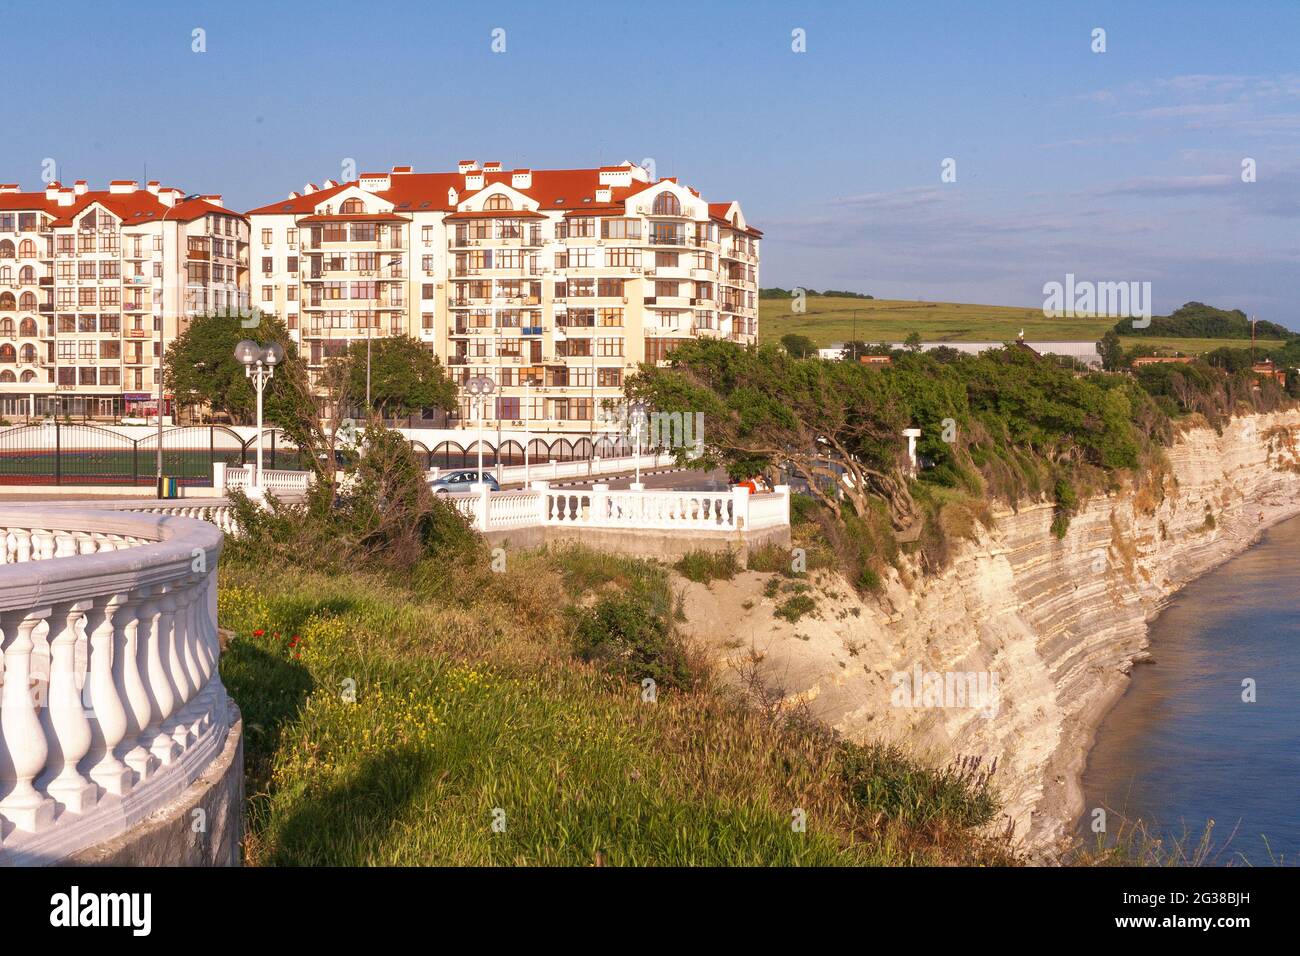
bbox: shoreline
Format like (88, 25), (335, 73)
(1043, 487), (1300, 860)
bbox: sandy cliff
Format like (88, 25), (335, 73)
(682, 410), (1300, 855)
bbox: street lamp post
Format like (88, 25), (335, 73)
(524, 379), (532, 485)
(464, 374), (496, 485)
(235, 339), (285, 492)
(155, 193), (201, 498)
(629, 400), (648, 490)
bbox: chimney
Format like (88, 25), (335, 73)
(447, 187), (459, 206)
(303, 183), (318, 195)
(145, 180), (161, 195)
(0, 184), (19, 194)
(595, 187), (611, 203)
(322, 179), (338, 189)
(74, 180), (88, 196)
(287, 190), (301, 199)
(57, 187), (75, 207)
(45, 182), (62, 200)
(458, 160), (478, 173)
(512, 169), (532, 189)
(202, 194), (224, 208)
(465, 170), (484, 190)
(108, 180), (137, 194)
(483, 161), (501, 172)
(159, 187), (182, 207)
(391, 165), (412, 174)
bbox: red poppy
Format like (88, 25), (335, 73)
(252, 629), (265, 637)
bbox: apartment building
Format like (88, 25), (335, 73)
(245, 161), (760, 432)
(0, 180), (248, 421)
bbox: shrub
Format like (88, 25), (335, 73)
(746, 544), (792, 574)
(840, 745), (998, 830)
(572, 593), (696, 689)
(774, 594), (816, 623)
(673, 549), (740, 584)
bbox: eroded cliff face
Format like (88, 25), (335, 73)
(682, 410), (1300, 855)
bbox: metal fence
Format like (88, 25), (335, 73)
(0, 424), (642, 487)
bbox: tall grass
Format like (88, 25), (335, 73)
(218, 545), (1015, 866)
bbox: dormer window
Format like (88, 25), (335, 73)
(485, 195), (513, 211)
(652, 192), (681, 216)
(340, 198), (365, 214)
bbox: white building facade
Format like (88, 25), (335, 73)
(245, 161), (760, 433)
(0, 180), (248, 420)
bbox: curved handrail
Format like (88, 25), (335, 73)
(0, 506), (231, 866)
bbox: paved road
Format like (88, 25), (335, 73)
(542, 466), (731, 492)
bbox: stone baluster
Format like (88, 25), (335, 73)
(114, 590), (157, 780)
(166, 584), (198, 747)
(0, 607), (56, 831)
(80, 593), (133, 796)
(41, 599), (98, 814)
(138, 586), (180, 766)
(157, 586), (194, 753)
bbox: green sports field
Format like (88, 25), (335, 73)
(759, 296), (1284, 354)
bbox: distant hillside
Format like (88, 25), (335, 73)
(761, 287), (875, 300)
(1112, 302), (1294, 340)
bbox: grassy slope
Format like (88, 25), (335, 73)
(218, 545), (1010, 866)
(760, 296), (1284, 353)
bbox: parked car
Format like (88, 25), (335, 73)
(429, 470), (500, 494)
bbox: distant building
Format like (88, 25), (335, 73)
(1252, 358), (1287, 386)
(858, 354), (892, 367)
(1130, 355), (1194, 367)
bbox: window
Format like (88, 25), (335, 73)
(606, 247), (641, 268)
(597, 367), (622, 388)
(597, 337), (624, 357)
(422, 284), (436, 299)
(287, 256), (298, 272)
(286, 228), (298, 248)
(644, 338), (684, 364)
(652, 192), (681, 216)
(485, 195), (513, 211)
(261, 228), (273, 244)
(601, 218), (641, 240)
(262, 285), (274, 302)
(262, 256), (273, 273)
(340, 198), (365, 214)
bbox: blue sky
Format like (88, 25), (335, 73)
(5, 0), (1299, 323)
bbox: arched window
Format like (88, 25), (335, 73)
(0, 240), (14, 259)
(19, 266), (34, 283)
(0, 344), (16, 363)
(17, 239), (36, 258)
(0, 318), (13, 336)
(485, 194), (513, 211)
(340, 198), (365, 214)
(20, 370), (36, 382)
(19, 318), (36, 336)
(18, 292), (36, 310)
(19, 344), (36, 362)
(0, 370), (15, 383)
(652, 192), (681, 216)
(0, 292), (15, 311)
(0, 267), (10, 282)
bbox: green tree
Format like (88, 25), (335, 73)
(1097, 330), (1125, 371)
(904, 331), (923, 353)
(164, 311), (305, 427)
(780, 333), (818, 358)
(331, 335), (457, 419)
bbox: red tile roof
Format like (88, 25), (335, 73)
(244, 166), (758, 236)
(0, 186), (241, 226)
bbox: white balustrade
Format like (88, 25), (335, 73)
(220, 465), (311, 497)
(448, 482), (791, 535)
(0, 506), (230, 865)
